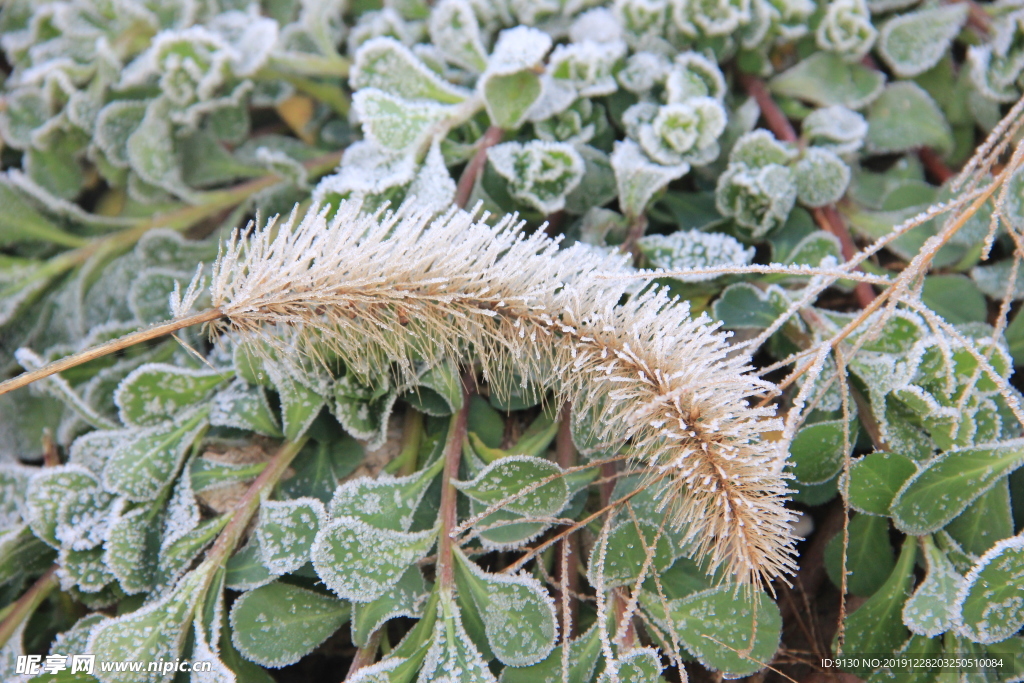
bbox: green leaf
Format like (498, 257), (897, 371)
(790, 419), (857, 485)
(256, 497), (326, 575)
(847, 451), (917, 516)
(279, 435), (364, 504)
(945, 477), (1014, 557)
(332, 372), (398, 449)
(312, 517), (436, 602)
(902, 535), (961, 637)
(115, 363), (226, 427)
(498, 624), (602, 683)
(126, 99), (192, 199)
(954, 536), (1024, 644)
(102, 407), (209, 502)
(351, 37), (469, 104)
(891, 439), (1024, 535)
(834, 537), (917, 677)
(865, 83), (954, 155)
(455, 455), (568, 517)
(712, 283), (790, 329)
(25, 465), (106, 548)
(330, 457), (444, 531)
(353, 89), (455, 154)
(104, 501), (162, 594)
(453, 548), (558, 667)
(351, 565), (429, 647)
(230, 581), (351, 668)
(597, 648), (665, 682)
(225, 538), (277, 592)
(877, 4), (968, 78)
(87, 568), (207, 683)
(0, 178), (84, 248)
(611, 139), (688, 220)
(488, 141), (585, 214)
(587, 519), (676, 589)
(483, 71), (542, 131)
(0, 525), (55, 586)
(267, 365), (326, 441)
(417, 591), (498, 682)
(210, 380), (282, 437)
(770, 52), (886, 109)
(793, 148), (851, 208)
(920, 275), (987, 324)
(640, 587), (781, 678)
(824, 514), (895, 597)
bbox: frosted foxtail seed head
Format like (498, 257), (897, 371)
(187, 200), (798, 587)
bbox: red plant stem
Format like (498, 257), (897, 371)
(739, 73), (797, 143)
(455, 126), (504, 209)
(919, 147), (955, 184)
(436, 390), (471, 590)
(742, 74), (876, 309)
(812, 207), (876, 308)
(345, 628), (385, 680)
(553, 404), (579, 638)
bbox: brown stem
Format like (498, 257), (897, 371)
(739, 73), (797, 143)
(620, 214), (649, 263)
(455, 126), (503, 209)
(436, 389), (471, 590)
(0, 566), (58, 649)
(41, 430), (60, 467)
(918, 147), (955, 184)
(0, 308), (224, 398)
(811, 207), (875, 308)
(345, 628), (385, 680)
(206, 437), (309, 565)
(553, 404), (579, 638)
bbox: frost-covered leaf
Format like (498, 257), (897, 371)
(548, 40), (625, 99)
(26, 465), (104, 548)
(946, 478), (1014, 557)
(453, 549), (557, 667)
(712, 282), (790, 329)
(793, 148), (850, 208)
(312, 516), (436, 602)
(229, 581), (350, 668)
(597, 648), (664, 683)
(332, 372), (399, 448)
(157, 516), (228, 591)
(279, 436), (364, 504)
(209, 379), (282, 437)
(639, 229), (753, 281)
(104, 500), (163, 595)
(255, 497), (326, 575)
(353, 89), (454, 154)
(480, 26), (551, 130)
(88, 567), (208, 683)
(351, 37), (469, 104)
(878, 5), (968, 79)
(498, 623), (602, 683)
(611, 139), (688, 220)
(115, 364), (226, 427)
(225, 538), (277, 592)
(891, 439), (1024, 535)
(0, 464), (30, 528)
(866, 83), (953, 155)
(126, 99), (192, 199)
(418, 590), (499, 683)
(488, 141), (585, 215)
(802, 105), (868, 155)
(815, 0), (876, 62)
(631, 98), (726, 168)
(903, 536), (961, 637)
(265, 362), (326, 441)
(94, 101), (148, 169)
(833, 537), (916, 676)
(790, 419), (857, 485)
(103, 407), (209, 502)
(847, 451), (917, 516)
(428, 0), (487, 72)
(954, 536), (1024, 644)
(330, 457), (444, 531)
(770, 52), (885, 109)
(587, 518), (676, 589)
(641, 587), (781, 678)
(455, 455), (567, 517)
(824, 514), (894, 597)
(352, 565), (429, 647)
(59, 545), (116, 593)
(715, 161), (797, 238)
(0, 525), (54, 587)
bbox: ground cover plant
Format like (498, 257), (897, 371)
(4, 0), (1024, 681)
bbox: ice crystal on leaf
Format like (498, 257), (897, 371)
(638, 230), (755, 280)
(816, 0), (876, 62)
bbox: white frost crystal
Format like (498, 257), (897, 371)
(638, 230), (755, 280)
